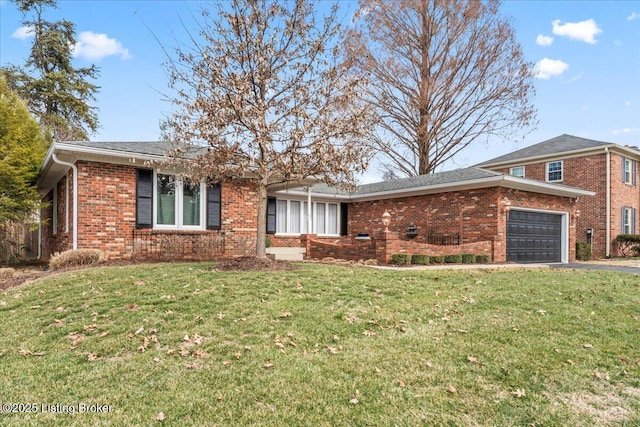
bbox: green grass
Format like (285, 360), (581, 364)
(0, 263), (639, 426)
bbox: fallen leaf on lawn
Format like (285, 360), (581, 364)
(566, 359), (575, 365)
(125, 304), (139, 311)
(467, 356), (480, 364)
(156, 412), (165, 421)
(98, 331), (109, 338)
(593, 371), (610, 381)
(275, 342), (286, 350)
(511, 389), (526, 398)
(87, 353), (100, 361)
(447, 385), (458, 394)
(50, 319), (65, 327)
(349, 398), (359, 405)
(134, 326), (144, 336)
(192, 349), (208, 358)
(133, 280), (145, 286)
(582, 343), (594, 349)
(222, 360), (232, 366)
(295, 283), (303, 289)
(19, 349), (45, 356)
(263, 362), (274, 369)
(67, 332), (84, 348)
(279, 312), (293, 318)
(216, 313), (225, 320)
(362, 329), (376, 336)
(398, 380), (405, 387)
(83, 324), (98, 331)
(327, 346), (339, 355)
(425, 362), (433, 368)
(374, 367), (381, 374)
(0, 301), (6, 306)
(180, 349), (190, 357)
(55, 306), (65, 312)
(537, 309), (547, 315)
(153, 357), (161, 363)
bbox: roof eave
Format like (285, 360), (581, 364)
(478, 144), (622, 168)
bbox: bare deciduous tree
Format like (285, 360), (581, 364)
(162, 0), (375, 258)
(346, 0), (537, 176)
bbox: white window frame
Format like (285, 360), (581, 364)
(546, 161), (563, 182)
(509, 166), (525, 178)
(153, 171), (206, 230)
(274, 199), (340, 236)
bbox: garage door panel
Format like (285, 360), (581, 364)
(507, 210), (562, 263)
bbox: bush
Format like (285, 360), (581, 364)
(49, 249), (104, 270)
(444, 254), (462, 264)
(0, 268), (15, 281)
(476, 255), (490, 264)
(430, 255), (444, 264)
(576, 242), (592, 261)
(411, 254), (430, 265)
(461, 254), (476, 264)
(390, 254), (411, 265)
(615, 234), (640, 257)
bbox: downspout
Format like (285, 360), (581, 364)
(605, 147), (611, 257)
(51, 153), (78, 250)
(307, 186), (312, 233)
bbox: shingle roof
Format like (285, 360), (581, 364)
(57, 140), (207, 158)
(476, 134), (613, 166)
(309, 167), (504, 196)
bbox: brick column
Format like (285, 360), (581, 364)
(376, 231), (401, 264)
(300, 234), (317, 259)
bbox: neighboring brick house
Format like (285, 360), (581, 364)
(38, 140), (593, 264)
(477, 134), (640, 258)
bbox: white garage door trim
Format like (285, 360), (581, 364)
(508, 207), (569, 264)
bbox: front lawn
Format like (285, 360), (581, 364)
(0, 263), (638, 426)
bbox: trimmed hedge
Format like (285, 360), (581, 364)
(411, 254), (430, 265)
(430, 255), (444, 264)
(444, 254), (462, 264)
(576, 242), (591, 261)
(476, 255), (490, 263)
(390, 253), (411, 265)
(461, 253), (476, 264)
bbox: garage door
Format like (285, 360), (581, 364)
(506, 210), (562, 263)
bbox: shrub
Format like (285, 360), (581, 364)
(430, 255), (444, 264)
(49, 249), (104, 270)
(411, 254), (430, 265)
(444, 254), (462, 264)
(476, 255), (490, 263)
(390, 254), (411, 265)
(576, 242), (592, 261)
(615, 234), (640, 257)
(0, 268), (15, 281)
(461, 254), (476, 264)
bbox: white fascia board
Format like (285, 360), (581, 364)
(272, 175), (594, 202)
(479, 145), (620, 169)
(53, 142), (167, 162)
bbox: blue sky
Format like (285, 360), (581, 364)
(1, 0), (639, 180)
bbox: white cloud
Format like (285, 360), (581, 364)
(628, 12), (639, 21)
(552, 19), (602, 44)
(536, 34), (554, 46)
(612, 128), (640, 135)
(12, 25), (34, 40)
(614, 40), (623, 46)
(72, 31), (132, 61)
(534, 58), (569, 79)
(624, 101), (632, 107)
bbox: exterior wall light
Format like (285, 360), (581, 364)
(382, 209), (391, 232)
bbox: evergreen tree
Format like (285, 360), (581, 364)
(2, 0), (99, 141)
(0, 76), (48, 222)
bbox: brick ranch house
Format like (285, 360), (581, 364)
(478, 134), (640, 259)
(37, 140), (595, 264)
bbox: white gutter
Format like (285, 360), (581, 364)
(605, 147), (611, 257)
(307, 186), (312, 233)
(51, 153), (78, 250)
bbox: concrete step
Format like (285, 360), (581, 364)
(266, 247), (306, 261)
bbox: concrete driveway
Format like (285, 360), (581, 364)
(549, 262), (640, 274)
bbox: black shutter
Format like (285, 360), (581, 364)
(633, 160), (638, 186)
(340, 203), (349, 236)
(206, 184), (222, 230)
(266, 197), (277, 234)
(136, 169), (153, 228)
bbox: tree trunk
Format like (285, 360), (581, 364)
(255, 179), (268, 259)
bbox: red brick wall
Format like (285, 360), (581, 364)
(491, 151), (639, 258)
(41, 160), (260, 260)
(346, 189), (502, 245)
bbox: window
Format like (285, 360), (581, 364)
(509, 166), (525, 177)
(273, 199), (339, 235)
(546, 161), (563, 182)
(622, 207), (637, 234)
(623, 157), (637, 185)
(155, 173), (205, 229)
